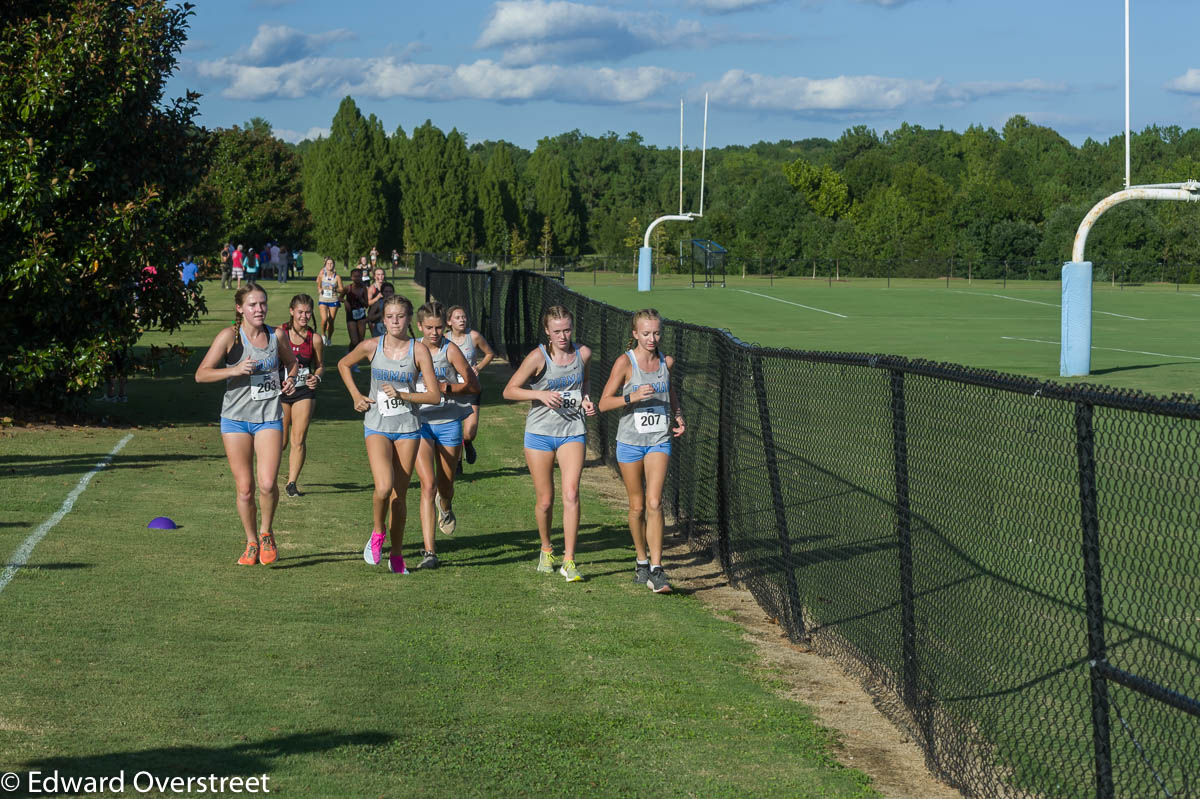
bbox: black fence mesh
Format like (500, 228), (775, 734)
(422, 268), (1200, 799)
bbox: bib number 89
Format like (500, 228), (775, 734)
(559, 389), (582, 410)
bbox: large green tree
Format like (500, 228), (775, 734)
(0, 0), (210, 407)
(302, 96), (386, 267)
(202, 118), (312, 249)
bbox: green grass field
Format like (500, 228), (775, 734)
(0, 279), (877, 798)
(564, 272), (1200, 397)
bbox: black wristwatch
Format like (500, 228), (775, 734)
(624, 394), (631, 405)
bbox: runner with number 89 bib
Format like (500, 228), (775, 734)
(598, 309), (685, 593)
(503, 305), (597, 582)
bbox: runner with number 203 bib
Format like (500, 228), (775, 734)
(598, 309), (685, 594)
(194, 285), (299, 567)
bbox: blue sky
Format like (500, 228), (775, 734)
(171, 0), (1200, 150)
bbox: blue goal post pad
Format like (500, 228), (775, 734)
(1060, 261), (1093, 377)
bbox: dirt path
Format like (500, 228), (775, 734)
(581, 463), (963, 799)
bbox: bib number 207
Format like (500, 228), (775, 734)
(634, 412), (667, 434)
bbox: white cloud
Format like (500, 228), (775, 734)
(275, 126), (331, 143)
(476, 0), (717, 65)
(197, 54), (690, 104)
(242, 24), (355, 67)
(703, 70), (1069, 114)
(686, 0), (780, 11)
(1166, 69), (1200, 94)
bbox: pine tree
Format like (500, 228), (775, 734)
(302, 97), (386, 267)
(479, 143), (523, 254)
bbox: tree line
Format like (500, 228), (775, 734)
(8, 0), (1200, 408)
(266, 97), (1200, 277)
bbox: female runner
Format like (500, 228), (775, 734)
(278, 294), (324, 498)
(344, 267), (369, 354)
(597, 309), (685, 593)
(316, 257), (344, 346)
(412, 302), (480, 568)
(338, 294), (440, 574)
(446, 306), (495, 467)
(195, 285), (297, 565)
(502, 306), (596, 582)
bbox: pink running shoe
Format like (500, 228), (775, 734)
(388, 553), (409, 574)
(364, 531), (385, 566)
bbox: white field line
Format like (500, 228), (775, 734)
(1000, 337), (1200, 361)
(738, 290), (847, 318)
(953, 291), (1146, 321)
(0, 433), (133, 594)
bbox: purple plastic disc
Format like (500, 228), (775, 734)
(147, 516), (178, 530)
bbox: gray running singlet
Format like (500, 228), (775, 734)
(524, 345), (586, 438)
(616, 350), (671, 447)
(450, 329), (480, 409)
(417, 338), (470, 425)
(363, 338), (420, 434)
(221, 328), (283, 423)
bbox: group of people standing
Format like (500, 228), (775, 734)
(196, 275), (684, 594)
(221, 242), (301, 290)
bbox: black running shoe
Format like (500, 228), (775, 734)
(418, 550), (440, 570)
(464, 440), (477, 464)
(285, 482), (301, 498)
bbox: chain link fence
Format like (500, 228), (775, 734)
(423, 267), (1200, 799)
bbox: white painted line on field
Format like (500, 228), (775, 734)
(738, 290), (848, 318)
(1001, 337), (1200, 361)
(0, 433), (133, 595)
(955, 291), (1146, 320)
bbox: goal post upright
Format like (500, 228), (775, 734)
(1060, 181), (1200, 376)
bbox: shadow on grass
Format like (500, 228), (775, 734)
(271, 550), (363, 570)
(18, 730), (393, 797)
(0, 453), (221, 480)
(0, 521), (29, 528)
(12, 563), (92, 572)
(435, 523), (632, 567)
(1091, 362), (1196, 377)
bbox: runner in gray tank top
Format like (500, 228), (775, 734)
(413, 302), (480, 567)
(339, 294), (440, 575)
(503, 305), (597, 582)
(599, 309), (685, 593)
(195, 285), (298, 567)
(447, 306), (495, 469)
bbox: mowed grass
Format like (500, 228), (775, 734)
(0, 278), (876, 798)
(565, 272), (1200, 397)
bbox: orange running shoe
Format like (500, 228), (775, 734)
(237, 542), (259, 566)
(258, 532), (278, 565)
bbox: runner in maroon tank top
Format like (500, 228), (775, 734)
(278, 294), (324, 498)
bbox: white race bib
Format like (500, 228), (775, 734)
(377, 389), (410, 418)
(415, 380), (444, 409)
(558, 389), (582, 411)
(296, 366), (310, 381)
(251, 372), (280, 401)
(634, 408), (669, 434)
(351, 307), (366, 320)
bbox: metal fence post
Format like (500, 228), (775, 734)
(891, 369), (929, 749)
(715, 338), (733, 576)
(750, 353), (805, 641)
(1075, 401), (1115, 799)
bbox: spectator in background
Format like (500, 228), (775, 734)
(293, 248), (304, 278)
(272, 241), (285, 284)
(245, 247), (259, 286)
(180, 256), (199, 286)
(232, 244), (245, 290)
(391, 248), (399, 268)
(221, 244), (233, 290)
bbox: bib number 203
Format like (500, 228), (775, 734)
(251, 373), (280, 400)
